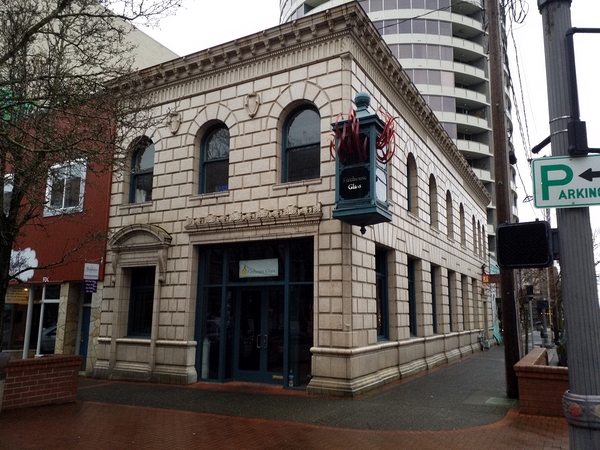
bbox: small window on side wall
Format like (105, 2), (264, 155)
(200, 125), (230, 194)
(130, 137), (154, 203)
(3, 174), (13, 216)
(283, 106), (320, 183)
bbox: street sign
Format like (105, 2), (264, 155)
(482, 274), (501, 284)
(532, 154), (600, 208)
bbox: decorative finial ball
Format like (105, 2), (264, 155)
(354, 92), (370, 111)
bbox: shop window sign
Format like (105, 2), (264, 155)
(239, 259), (279, 278)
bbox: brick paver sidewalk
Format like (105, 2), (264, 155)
(0, 401), (569, 450)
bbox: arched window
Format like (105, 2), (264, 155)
(130, 137), (154, 203)
(407, 153), (418, 214)
(429, 174), (438, 227)
(472, 216), (477, 254)
(459, 203), (466, 246)
(200, 124), (230, 193)
(282, 106), (320, 183)
(445, 191), (453, 239)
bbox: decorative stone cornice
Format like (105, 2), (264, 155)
(184, 203), (322, 233)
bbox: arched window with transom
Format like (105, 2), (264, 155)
(200, 124), (230, 194)
(282, 106), (320, 183)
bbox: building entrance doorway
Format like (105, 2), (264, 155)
(234, 288), (284, 383)
(194, 238), (314, 388)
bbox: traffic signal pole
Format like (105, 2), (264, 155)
(538, 0), (600, 447)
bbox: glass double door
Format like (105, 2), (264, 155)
(234, 288), (284, 384)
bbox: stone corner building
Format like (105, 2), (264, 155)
(94, 3), (491, 396)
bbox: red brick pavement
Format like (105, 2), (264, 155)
(0, 401), (569, 450)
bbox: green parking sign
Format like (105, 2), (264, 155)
(532, 155), (600, 208)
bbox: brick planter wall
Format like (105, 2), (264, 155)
(2, 355), (81, 410)
(514, 348), (569, 417)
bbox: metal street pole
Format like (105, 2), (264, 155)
(489, 0), (520, 399)
(538, 0), (600, 447)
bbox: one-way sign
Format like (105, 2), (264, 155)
(532, 154), (600, 208)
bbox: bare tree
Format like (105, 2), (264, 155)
(0, 0), (181, 347)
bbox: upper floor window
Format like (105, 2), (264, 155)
(446, 191), (454, 239)
(459, 203), (466, 246)
(44, 160), (86, 217)
(3, 174), (12, 216)
(283, 106), (320, 183)
(472, 216), (478, 254)
(200, 124), (230, 194)
(407, 153), (418, 215)
(130, 137), (154, 203)
(429, 174), (438, 227)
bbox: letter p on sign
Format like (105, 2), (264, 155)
(540, 164), (573, 201)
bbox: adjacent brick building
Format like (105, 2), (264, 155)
(2, 24), (178, 375)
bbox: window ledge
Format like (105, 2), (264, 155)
(189, 191), (230, 202)
(116, 337), (151, 344)
(43, 206), (83, 218)
(118, 201), (153, 212)
(273, 178), (322, 191)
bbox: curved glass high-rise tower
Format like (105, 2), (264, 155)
(281, 0), (518, 253)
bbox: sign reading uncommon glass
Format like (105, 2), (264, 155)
(239, 258), (279, 278)
(331, 93), (394, 233)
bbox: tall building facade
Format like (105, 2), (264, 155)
(281, 0), (518, 253)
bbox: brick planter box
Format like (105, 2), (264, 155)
(2, 355), (81, 411)
(514, 348), (569, 417)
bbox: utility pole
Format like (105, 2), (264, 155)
(489, 0), (521, 398)
(538, 0), (600, 447)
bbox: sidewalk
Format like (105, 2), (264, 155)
(0, 346), (569, 449)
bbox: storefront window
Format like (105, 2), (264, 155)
(289, 284), (313, 386)
(37, 284), (60, 355)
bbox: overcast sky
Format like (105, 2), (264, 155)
(141, 0), (600, 226)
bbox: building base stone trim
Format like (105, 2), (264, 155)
(460, 345), (475, 357)
(93, 340), (197, 385)
(399, 358), (428, 379)
(94, 362), (153, 383)
(425, 352), (447, 370)
(308, 335), (483, 396)
(307, 366), (400, 397)
(151, 364), (197, 385)
(445, 348), (462, 363)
